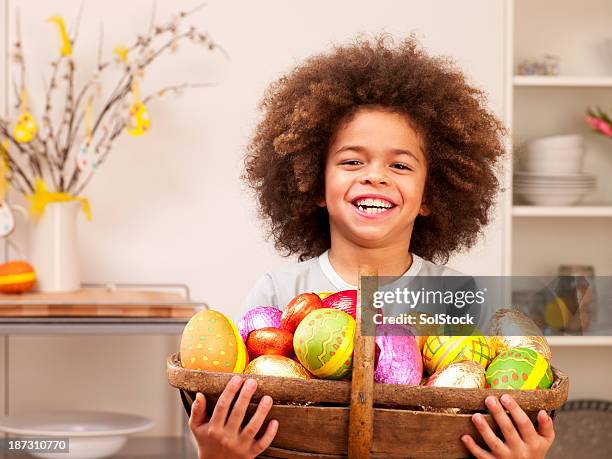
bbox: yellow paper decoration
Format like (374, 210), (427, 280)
(113, 45), (129, 63)
(26, 178), (92, 221)
(47, 16), (72, 56)
(0, 151), (8, 204)
(126, 80), (151, 136)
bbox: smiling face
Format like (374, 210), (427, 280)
(319, 108), (429, 250)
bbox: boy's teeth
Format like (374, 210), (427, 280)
(355, 197), (393, 208)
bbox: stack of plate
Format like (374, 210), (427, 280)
(514, 172), (596, 206)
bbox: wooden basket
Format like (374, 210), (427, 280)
(167, 266), (569, 458)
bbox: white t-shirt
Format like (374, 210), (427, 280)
(239, 250), (464, 319)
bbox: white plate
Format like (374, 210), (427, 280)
(0, 411), (153, 459)
(515, 188), (594, 194)
(514, 172), (595, 180)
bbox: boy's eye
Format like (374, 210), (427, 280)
(391, 163), (412, 171)
(341, 160), (362, 166)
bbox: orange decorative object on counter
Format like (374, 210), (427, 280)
(0, 260), (36, 293)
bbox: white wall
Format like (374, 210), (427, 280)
(1, 0), (509, 438)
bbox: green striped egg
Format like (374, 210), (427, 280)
(293, 308), (355, 380)
(485, 347), (553, 390)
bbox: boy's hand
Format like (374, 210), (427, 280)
(462, 394), (555, 459)
(188, 376), (279, 459)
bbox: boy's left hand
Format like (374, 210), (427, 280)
(461, 394), (555, 459)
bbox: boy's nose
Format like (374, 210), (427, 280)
(359, 167), (389, 185)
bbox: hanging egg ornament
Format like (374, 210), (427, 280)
(246, 327), (294, 359)
(281, 292), (323, 333)
(293, 308), (355, 380)
(244, 355), (312, 379)
(13, 113), (38, 143)
(0, 260), (36, 294)
(322, 289), (357, 318)
(488, 308), (552, 361)
(422, 334), (493, 375)
(485, 347), (553, 390)
(237, 306), (282, 343)
(126, 101), (151, 136)
(0, 203), (16, 238)
(180, 309), (247, 373)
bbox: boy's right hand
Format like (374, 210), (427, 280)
(189, 375), (279, 459)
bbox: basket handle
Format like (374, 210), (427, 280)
(348, 265), (378, 458)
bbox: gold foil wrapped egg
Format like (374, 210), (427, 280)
(426, 360), (486, 389)
(244, 355), (312, 379)
(424, 360), (485, 414)
(488, 309), (551, 361)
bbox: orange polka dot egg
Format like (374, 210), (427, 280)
(180, 309), (248, 373)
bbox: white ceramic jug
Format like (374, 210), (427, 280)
(28, 200), (82, 292)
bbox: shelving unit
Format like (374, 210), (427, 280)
(508, 0), (612, 278)
(514, 76), (612, 88)
(507, 0), (612, 351)
(547, 336), (612, 347)
(512, 205), (612, 218)
(0, 284), (205, 457)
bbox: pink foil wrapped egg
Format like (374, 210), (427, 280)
(322, 290), (357, 318)
(237, 306), (282, 343)
(374, 324), (422, 385)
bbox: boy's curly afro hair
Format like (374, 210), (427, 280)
(243, 34), (506, 263)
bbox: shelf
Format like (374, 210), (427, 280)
(547, 336), (612, 346)
(0, 317), (192, 335)
(513, 205), (612, 217)
(514, 76), (612, 87)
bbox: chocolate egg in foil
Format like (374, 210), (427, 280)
(237, 306), (282, 343)
(488, 308), (551, 361)
(243, 355), (312, 379)
(374, 324), (422, 385)
(423, 360), (485, 414)
(425, 360), (486, 389)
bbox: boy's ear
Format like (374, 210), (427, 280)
(419, 204), (430, 216)
(315, 196), (326, 207)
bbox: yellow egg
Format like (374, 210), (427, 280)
(422, 335), (493, 375)
(180, 309), (247, 373)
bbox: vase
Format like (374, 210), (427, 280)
(29, 200), (81, 292)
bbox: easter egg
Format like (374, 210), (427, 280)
(293, 308), (355, 380)
(244, 355), (312, 379)
(0, 260), (36, 293)
(180, 309), (247, 373)
(488, 308), (552, 361)
(237, 306), (282, 343)
(281, 293), (323, 333)
(426, 360), (486, 389)
(485, 347), (553, 390)
(374, 324), (422, 385)
(322, 290), (357, 318)
(246, 327), (294, 359)
(317, 292), (334, 300)
(422, 335), (493, 375)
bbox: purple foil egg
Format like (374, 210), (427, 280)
(237, 306), (282, 343)
(374, 323), (423, 385)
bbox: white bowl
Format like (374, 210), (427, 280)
(519, 159), (584, 174)
(525, 134), (584, 150)
(0, 411), (153, 459)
